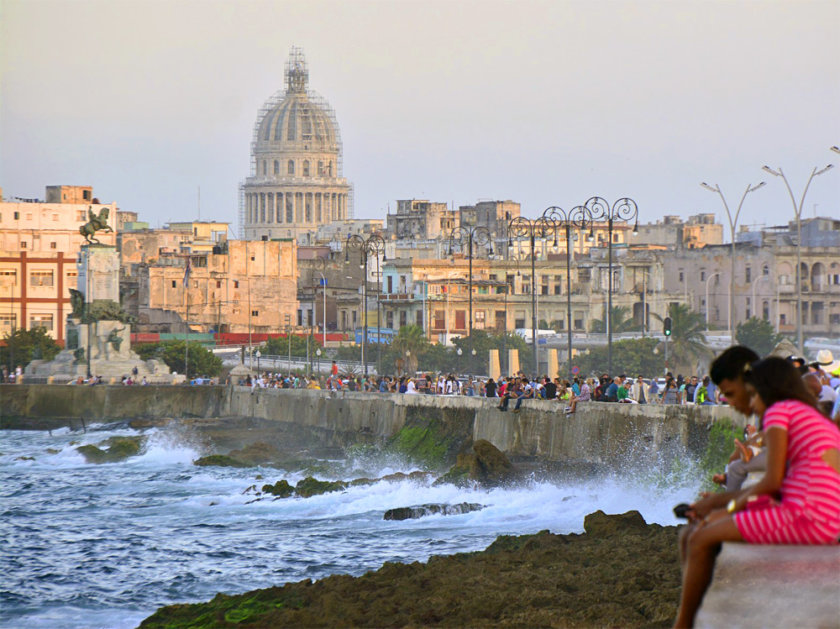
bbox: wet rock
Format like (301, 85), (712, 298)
(140, 510), (681, 629)
(227, 442), (281, 466)
(76, 436), (145, 464)
(584, 510), (649, 536)
(46, 448), (60, 455)
(436, 439), (516, 487)
(15, 455), (35, 461)
(294, 476), (347, 498)
(193, 454), (251, 468)
(262, 479), (294, 498)
(384, 502), (485, 521)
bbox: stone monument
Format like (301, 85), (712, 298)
(26, 243), (180, 383)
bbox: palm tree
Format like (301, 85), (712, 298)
(589, 306), (637, 334)
(390, 325), (428, 374)
(653, 303), (709, 373)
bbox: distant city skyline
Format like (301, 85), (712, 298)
(1, 0), (838, 237)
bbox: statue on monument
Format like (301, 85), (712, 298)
(69, 288), (85, 319)
(79, 207), (113, 244)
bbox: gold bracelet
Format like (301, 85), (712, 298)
(727, 499), (737, 514)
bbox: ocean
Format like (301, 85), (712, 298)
(0, 424), (699, 628)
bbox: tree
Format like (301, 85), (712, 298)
(0, 327), (61, 369)
(134, 341), (222, 377)
(389, 325), (430, 374)
(577, 337), (665, 378)
(589, 306), (637, 333)
(653, 303), (709, 374)
(263, 334), (322, 358)
(736, 317), (784, 357)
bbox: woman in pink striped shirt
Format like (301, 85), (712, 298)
(674, 357), (840, 628)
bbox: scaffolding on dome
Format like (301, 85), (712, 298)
(238, 46), (353, 236)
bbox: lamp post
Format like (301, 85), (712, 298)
(704, 272), (721, 332)
(584, 197), (639, 377)
(508, 216), (555, 375)
(447, 226), (493, 355)
(542, 205), (592, 377)
(256, 349), (261, 372)
(700, 181), (766, 343)
(345, 233), (386, 377)
(761, 163), (835, 354)
(456, 346), (462, 375)
(316, 347), (321, 374)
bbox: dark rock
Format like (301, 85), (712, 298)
(227, 442), (282, 465)
(584, 510), (649, 536)
(262, 479), (294, 498)
(76, 436), (145, 464)
(435, 439), (516, 487)
(193, 454), (251, 468)
(294, 476), (347, 498)
(384, 502), (485, 521)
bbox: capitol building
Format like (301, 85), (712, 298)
(241, 48), (352, 243)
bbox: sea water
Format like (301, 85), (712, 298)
(0, 425), (700, 629)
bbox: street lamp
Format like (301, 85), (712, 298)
(508, 216), (556, 375)
(542, 205), (592, 377)
(256, 349), (261, 372)
(700, 181), (765, 343)
(761, 162), (835, 354)
(316, 347), (321, 374)
(584, 197), (639, 377)
(704, 272), (721, 332)
(456, 346), (463, 375)
(447, 225), (493, 353)
(345, 233), (386, 377)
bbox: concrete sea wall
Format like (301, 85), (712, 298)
(0, 385), (742, 466)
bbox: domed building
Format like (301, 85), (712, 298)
(241, 48), (352, 243)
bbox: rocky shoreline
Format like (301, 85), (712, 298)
(139, 510), (681, 628)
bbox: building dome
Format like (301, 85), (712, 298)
(241, 48), (352, 243)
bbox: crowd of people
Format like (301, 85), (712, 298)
(673, 347), (840, 627)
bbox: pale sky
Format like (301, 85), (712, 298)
(1, 0), (838, 236)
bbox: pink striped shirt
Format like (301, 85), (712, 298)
(735, 399), (840, 544)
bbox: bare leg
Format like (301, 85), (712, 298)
(674, 515), (743, 628)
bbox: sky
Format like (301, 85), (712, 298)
(1, 0), (838, 237)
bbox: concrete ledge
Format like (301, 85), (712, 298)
(696, 542), (840, 629)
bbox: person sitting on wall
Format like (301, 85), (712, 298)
(497, 377), (521, 412)
(674, 356), (840, 628)
(712, 423), (765, 492)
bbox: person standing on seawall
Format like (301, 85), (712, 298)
(674, 355), (840, 628)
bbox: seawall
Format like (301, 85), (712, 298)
(0, 385), (742, 467)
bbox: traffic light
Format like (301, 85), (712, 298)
(663, 317), (672, 337)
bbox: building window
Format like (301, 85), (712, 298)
(303, 160), (310, 177)
(252, 310), (259, 318)
(416, 311), (423, 327)
(50, 242), (57, 249)
(745, 267), (752, 283)
(763, 265), (769, 276)
(433, 310), (445, 330)
(216, 281), (222, 288)
(30, 314), (53, 331)
(171, 280), (177, 288)
(475, 310), (485, 329)
(274, 160), (280, 175)
(20, 241), (27, 249)
(77, 210), (85, 221)
(234, 280), (239, 289)
(318, 160), (324, 176)
(287, 160), (295, 175)
(14, 211), (20, 220)
(30, 270), (54, 287)
(679, 270), (684, 282)
(700, 270), (706, 281)
(0, 313), (15, 332)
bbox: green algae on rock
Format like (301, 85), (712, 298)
(294, 476), (347, 498)
(193, 454), (252, 468)
(76, 436), (145, 464)
(436, 439), (517, 487)
(140, 510), (682, 629)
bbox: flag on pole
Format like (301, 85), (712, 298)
(183, 257), (191, 288)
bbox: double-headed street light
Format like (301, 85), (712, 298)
(584, 197), (639, 378)
(508, 216), (556, 376)
(700, 181), (766, 342)
(447, 225), (493, 356)
(345, 233), (386, 377)
(761, 162), (834, 354)
(542, 205), (593, 377)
